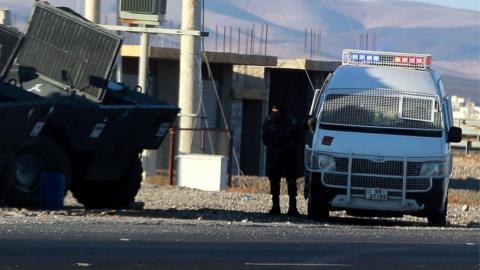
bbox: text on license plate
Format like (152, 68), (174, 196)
(365, 188), (388, 200)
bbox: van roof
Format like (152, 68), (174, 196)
(327, 65), (441, 95)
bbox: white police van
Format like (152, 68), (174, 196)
(304, 49), (462, 226)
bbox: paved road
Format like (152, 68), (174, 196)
(0, 218), (478, 270)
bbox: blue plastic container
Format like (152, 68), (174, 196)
(39, 172), (65, 210)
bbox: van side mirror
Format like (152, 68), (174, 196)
(447, 126), (462, 143)
(303, 115), (317, 133)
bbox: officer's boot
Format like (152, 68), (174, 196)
(286, 176), (300, 217)
(269, 195), (281, 215)
(287, 195), (300, 217)
(269, 177), (281, 215)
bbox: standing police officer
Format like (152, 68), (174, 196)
(262, 105), (300, 216)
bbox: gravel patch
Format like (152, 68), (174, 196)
(0, 183), (460, 229)
(451, 154), (480, 181)
(0, 184), (478, 229)
(452, 166), (480, 180)
(135, 184), (480, 228)
(0, 156), (478, 229)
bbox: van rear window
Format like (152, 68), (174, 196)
(319, 89), (442, 131)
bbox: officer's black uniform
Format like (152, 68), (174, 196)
(262, 106), (300, 216)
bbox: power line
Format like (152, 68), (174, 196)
(199, 0), (243, 174)
(344, 11), (357, 49)
(202, 51), (243, 175)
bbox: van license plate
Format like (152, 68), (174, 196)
(365, 188), (388, 200)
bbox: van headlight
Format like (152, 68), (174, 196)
(419, 161), (448, 177)
(310, 154), (336, 171)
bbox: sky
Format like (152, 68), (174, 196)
(2, 0), (480, 13)
(353, 0), (479, 11)
(80, 0), (480, 12)
(406, 0), (480, 11)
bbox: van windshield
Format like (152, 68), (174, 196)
(318, 88), (443, 137)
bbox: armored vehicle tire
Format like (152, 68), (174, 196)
(307, 180), (329, 221)
(427, 199), (448, 227)
(71, 157), (142, 209)
(1, 137), (71, 206)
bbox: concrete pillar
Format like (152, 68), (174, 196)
(0, 9), (11, 26)
(138, 31), (149, 94)
(85, 0), (100, 23)
(138, 30), (157, 177)
(178, 0), (202, 154)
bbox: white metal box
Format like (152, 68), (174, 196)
(176, 154), (228, 191)
(119, 0), (167, 24)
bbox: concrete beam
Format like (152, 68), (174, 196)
(205, 52), (276, 66)
(99, 25), (204, 36)
(275, 58), (341, 72)
(121, 45), (277, 67)
(231, 88), (268, 101)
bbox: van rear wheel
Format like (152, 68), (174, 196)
(71, 156), (142, 209)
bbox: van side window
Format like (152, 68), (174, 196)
(445, 97), (454, 128)
(309, 73), (332, 117)
(438, 79), (453, 129)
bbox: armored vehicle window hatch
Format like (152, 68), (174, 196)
(16, 2), (123, 103)
(0, 25), (23, 81)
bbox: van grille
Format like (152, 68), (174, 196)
(334, 157), (423, 176)
(323, 173), (431, 191)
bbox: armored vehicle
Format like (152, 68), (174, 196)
(0, 24), (58, 204)
(0, 3), (179, 208)
(304, 49), (462, 226)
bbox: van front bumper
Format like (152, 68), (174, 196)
(309, 172), (448, 216)
(305, 147), (450, 216)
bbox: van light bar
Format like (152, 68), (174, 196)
(342, 49), (431, 70)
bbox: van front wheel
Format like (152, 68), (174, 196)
(427, 200), (448, 227)
(307, 179), (329, 221)
(307, 197), (329, 221)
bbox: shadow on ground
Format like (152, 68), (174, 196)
(4, 204), (477, 228)
(449, 177), (480, 191)
(110, 207), (446, 228)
